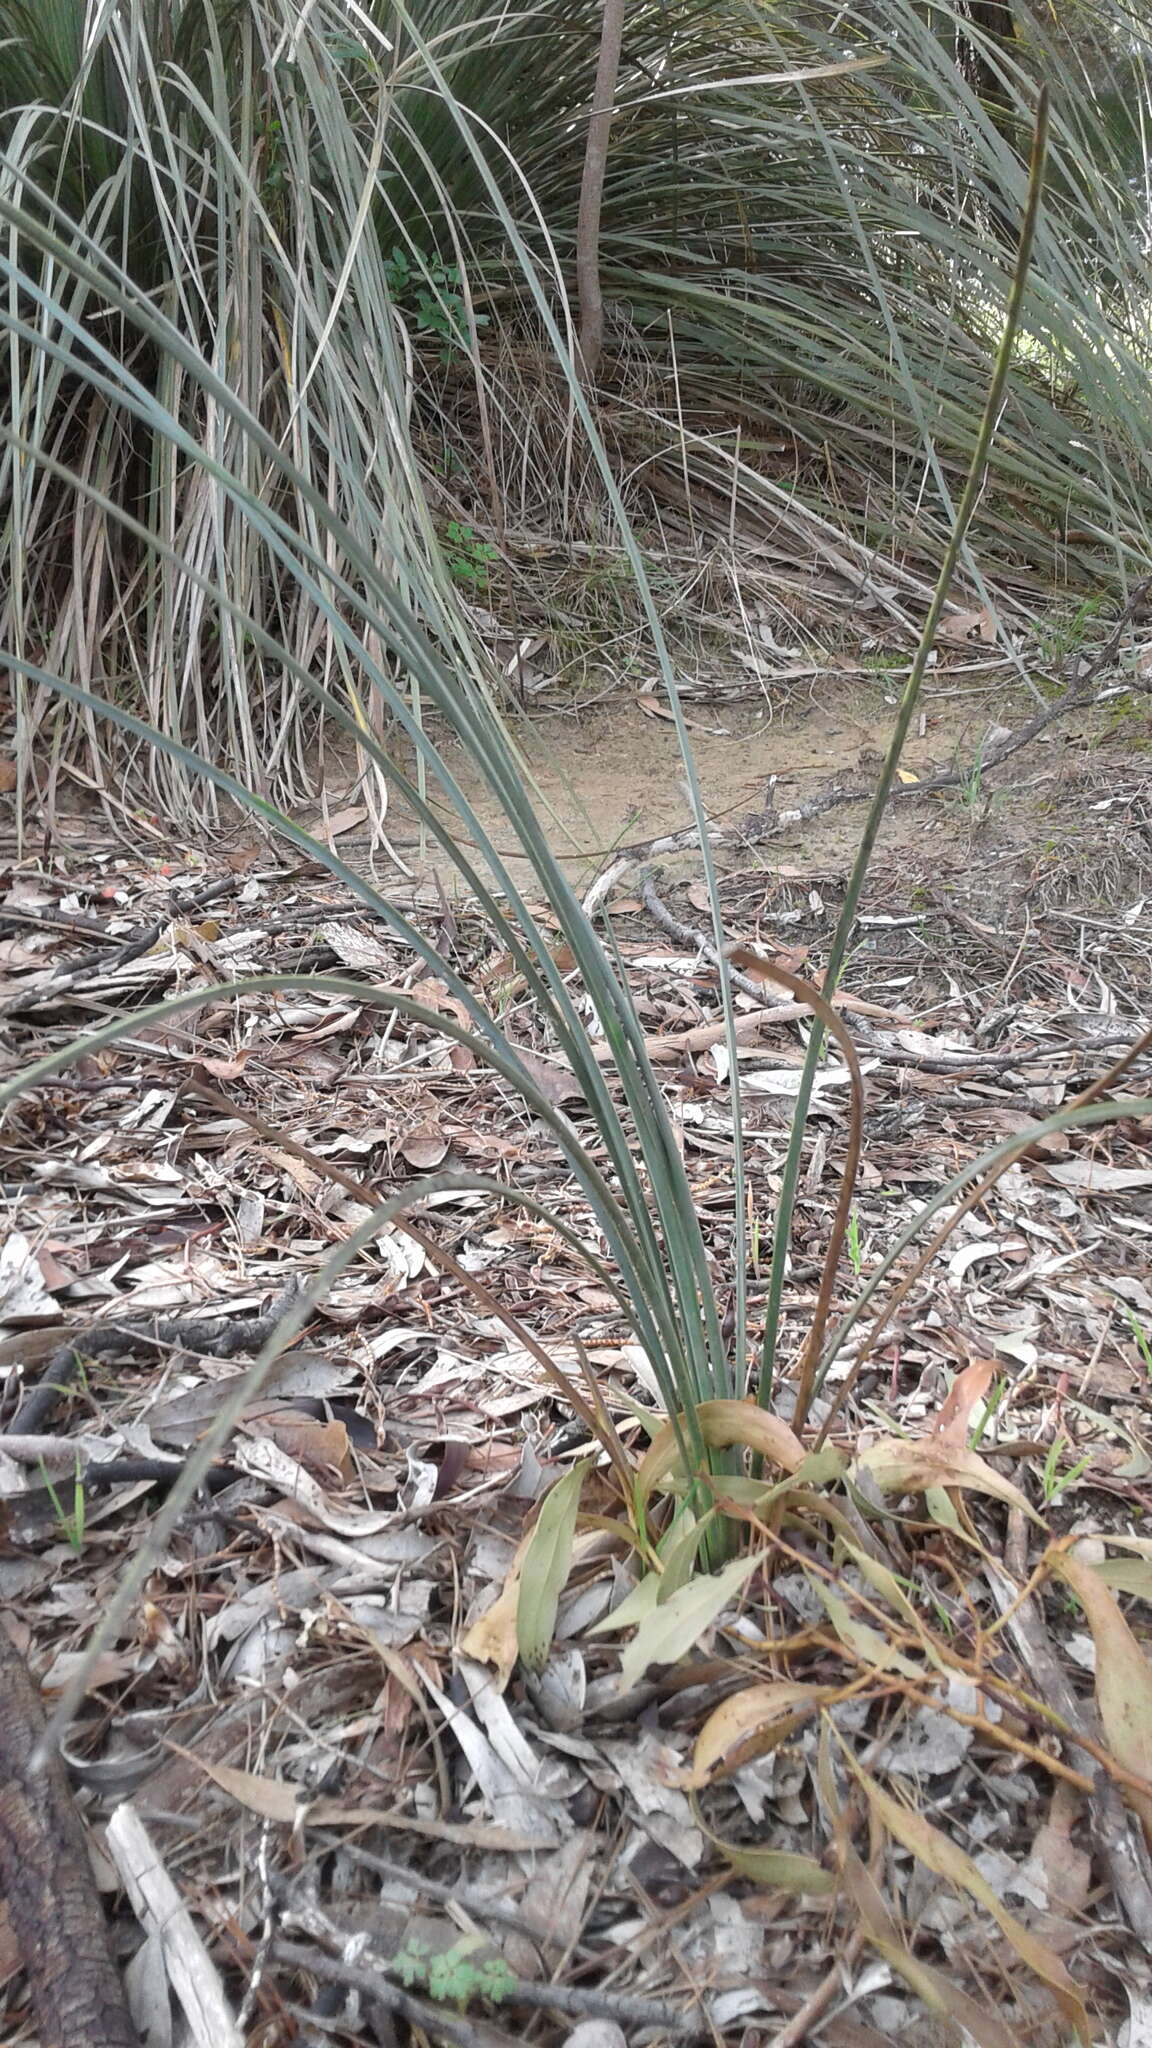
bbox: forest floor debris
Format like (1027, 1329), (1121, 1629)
(2, 733), (1152, 2047)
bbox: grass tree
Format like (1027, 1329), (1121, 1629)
(0, 0), (1149, 819)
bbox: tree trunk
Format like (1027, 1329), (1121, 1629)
(576, 0), (626, 388)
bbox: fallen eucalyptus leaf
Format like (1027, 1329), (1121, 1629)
(618, 1550), (764, 1692)
(517, 1460), (589, 1674)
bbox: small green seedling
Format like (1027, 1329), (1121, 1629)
(383, 246), (489, 362)
(39, 1454), (87, 1553)
(443, 520), (498, 592)
(1039, 1434), (1091, 1506)
(846, 1206), (863, 1277)
(1121, 1301), (1152, 1381)
(955, 754), (983, 813)
(1033, 594), (1107, 667)
(391, 1933), (517, 2008)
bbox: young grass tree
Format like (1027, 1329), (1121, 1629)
(1, 9), (1149, 1671)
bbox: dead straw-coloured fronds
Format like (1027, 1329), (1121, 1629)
(2, 0), (1152, 814)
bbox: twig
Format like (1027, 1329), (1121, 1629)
(638, 874), (1115, 1080)
(484, 1977), (697, 2029)
(0, 904), (122, 940)
(272, 1935), (699, 2037)
(640, 873), (767, 999)
(630, 1000), (892, 1065)
(339, 1843), (595, 1956)
(583, 590), (1151, 906)
(0, 875), (245, 1017)
(273, 1941), (502, 2048)
(849, 1013), (1121, 1079)
(768, 1928), (865, 2048)
(11, 1284), (303, 1436)
(774, 597), (1151, 832)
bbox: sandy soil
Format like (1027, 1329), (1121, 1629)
(304, 672), (1150, 915)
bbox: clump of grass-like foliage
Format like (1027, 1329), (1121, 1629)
(7, 34), (1152, 2034)
(1, 0), (1150, 817)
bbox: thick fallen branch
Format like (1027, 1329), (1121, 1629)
(634, 875), (1114, 1077)
(12, 1285), (302, 1436)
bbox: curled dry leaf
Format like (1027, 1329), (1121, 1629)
(938, 605), (995, 643)
(458, 1526), (537, 1691)
(679, 1680), (829, 1787)
(852, 1437), (1044, 1523)
(311, 801), (368, 844)
(635, 691), (726, 735)
(198, 1049), (251, 1080)
(230, 1436), (397, 1536)
(400, 1123), (450, 1170)
(1054, 1549), (1152, 1841)
(929, 1357), (997, 1446)
(1026, 1783), (1092, 1915)
(509, 1044), (585, 1107)
(638, 1399), (804, 1502)
(244, 1408), (351, 1485)
(409, 973), (473, 1030)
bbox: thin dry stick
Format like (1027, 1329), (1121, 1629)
(768, 1928), (866, 2048)
(725, 944), (865, 1428)
(581, 614), (1152, 909)
(274, 1937), (697, 2037)
(812, 1019), (1152, 1443)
